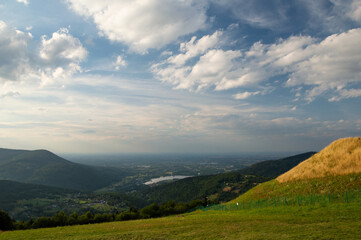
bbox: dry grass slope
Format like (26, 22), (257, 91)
(277, 137), (361, 183)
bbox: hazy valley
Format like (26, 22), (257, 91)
(0, 147), (313, 221)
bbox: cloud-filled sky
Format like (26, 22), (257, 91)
(0, 0), (361, 154)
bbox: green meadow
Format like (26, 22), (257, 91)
(1, 202), (361, 240)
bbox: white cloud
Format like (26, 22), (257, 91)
(0, 22), (87, 85)
(250, 28), (361, 101)
(233, 91), (260, 100)
(329, 88), (361, 102)
(349, 0), (361, 21)
(0, 91), (20, 99)
(153, 46), (243, 91)
(285, 29), (361, 101)
(152, 31), (259, 91)
(271, 117), (302, 126)
(113, 55), (127, 70)
(0, 21), (32, 82)
(66, 0), (208, 53)
(168, 31), (223, 66)
(154, 28), (361, 102)
(16, 0), (29, 5)
(40, 28), (87, 65)
(38, 28), (87, 85)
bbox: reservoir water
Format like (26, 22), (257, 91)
(144, 175), (191, 185)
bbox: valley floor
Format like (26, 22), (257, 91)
(1, 202), (361, 240)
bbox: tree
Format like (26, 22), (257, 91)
(51, 211), (67, 226)
(0, 210), (14, 231)
(32, 217), (53, 229)
(140, 203), (160, 218)
(68, 212), (79, 225)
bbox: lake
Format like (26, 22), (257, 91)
(144, 175), (192, 185)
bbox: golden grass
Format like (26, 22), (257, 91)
(277, 137), (361, 183)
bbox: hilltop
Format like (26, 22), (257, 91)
(0, 148), (129, 191)
(277, 137), (361, 182)
(231, 137), (361, 203)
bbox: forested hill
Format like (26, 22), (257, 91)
(136, 152), (315, 204)
(0, 148), (129, 191)
(0, 180), (76, 213)
(239, 152), (316, 178)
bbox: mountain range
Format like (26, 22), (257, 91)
(0, 148), (128, 191)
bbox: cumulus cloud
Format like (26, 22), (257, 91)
(152, 31), (257, 91)
(0, 22), (87, 84)
(38, 28), (87, 83)
(0, 21), (32, 82)
(284, 29), (361, 101)
(40, 28), (87, 65)
(66, 0), (208, 53)
(154, 27), (361, 102)
(168, 31), (223, 66)
(243, 28), (361, 101)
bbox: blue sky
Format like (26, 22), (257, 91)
(0, 0), (360, 154)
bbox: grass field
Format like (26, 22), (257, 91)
(1, 202), (361, 240)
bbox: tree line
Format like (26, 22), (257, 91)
(0, 200), (204, 231)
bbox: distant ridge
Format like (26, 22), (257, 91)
(277, 137), (361, 183)
(0, 148), (128, 191)
(239, 152), (316, 178)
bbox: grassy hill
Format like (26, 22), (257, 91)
(0, 148), (129, 191)
(277, 137), (361, 182)
(137, 152), (314, 203)
(231, 137), (361, 203)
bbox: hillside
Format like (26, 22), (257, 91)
(232, 137), (361, 203)
(136, 152), (314, 203)
(0, 148), (129, 191)
(277, 137), (361, 182)
(138, 173), (268, 203)
(1, 203), (361, 239)
(0, 180), (148, 221)
(0, 180), (76, 218)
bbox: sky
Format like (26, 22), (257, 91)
(0, 0), (360, 154)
